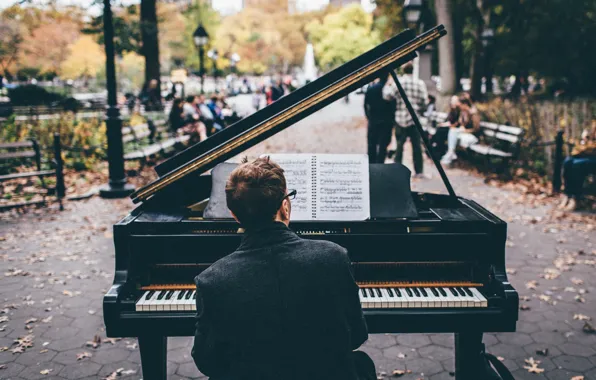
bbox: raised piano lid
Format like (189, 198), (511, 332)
(130, 25), (447, 204)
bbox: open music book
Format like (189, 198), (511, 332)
(264, 154), (370, 221)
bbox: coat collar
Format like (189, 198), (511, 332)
(237, 221), (299, 251)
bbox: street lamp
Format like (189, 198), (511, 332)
(481, 27), (495, 94)
(402, 0), (433, 90)
(403, 0), (423, 27)
(99, 0), (134, 198)
(208, 49), (219, 92)
(193, 24), (209, 94)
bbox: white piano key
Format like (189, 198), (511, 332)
(167, 291), (180, 311)
(155, 291), (167, 311)
(424, 288), (437, 308)
(393, 288), (408, 308)
(443, 287), (457, 307)
(184, 290), (195, 310)
(135, 291), (147, 312)
(470, 287), (488, 307)
(382, 288), (396, 308)
(141, 291), (156, 311)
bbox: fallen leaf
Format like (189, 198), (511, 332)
(497, 356), (504, 361)
(571, 278), (584, 285)
(523, 357), (544, 374)
(0, 316), (8, 323)
(121, 369), (137, 375)
(62, 290), (73, 297)
(102, 337), (120, 345)
(0, 364), (6, 369)
(76, 351), (92, 360)
(86, 334), (101, 349)
(539, 294), (551, 302)
(574, 314), (591, 321)
(41, 316), (52, 323)
(535, 348), (549, 356)
(571, 376), (585, 380)
(575, 295), (586, 303)
(40, 349), (48, 353)
(506, 268), (517, 275)
(397, 352), (406, 359)
(520, 304), (531, 311)
(583, 321), (596, 334)
(391, 369), (412, 377)
(525, 280), (538, 290)
(40, 369), (52, 375)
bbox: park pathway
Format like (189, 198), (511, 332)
(1, 95), (595, 380)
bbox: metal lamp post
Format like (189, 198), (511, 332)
(207, 49), (219, 92)
(99, 0), (134, 199)
(193, 24), (209, 95)
(481, 27), (495, 94)
(403, 0), (434, 91)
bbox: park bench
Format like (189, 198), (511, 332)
(122, 118), (190, 167)
(423, 111), (525, 173)
(0, 134), (65, 210)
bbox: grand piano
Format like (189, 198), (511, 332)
(103, 25), (518, 380)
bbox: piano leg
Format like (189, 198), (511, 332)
(138, 335), (167, 380)
(454, 332), (484, 380)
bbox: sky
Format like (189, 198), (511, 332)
(1, 0), (376, 15)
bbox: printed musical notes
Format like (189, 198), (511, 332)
(264, 154), (370, 221)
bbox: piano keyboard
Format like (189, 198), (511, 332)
(135, 289), (197, 312)
(135, 286), (487, 312)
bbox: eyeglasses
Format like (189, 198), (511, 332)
(279, 189), (297, 207)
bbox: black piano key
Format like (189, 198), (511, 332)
(375, 288), (382, 297)
(367, 288), (375, 297)
(405, 288), (413, 297)
(431, 288), (439, 297)
(394, 288), (402, 297)
(165, 290), (174, 300)
(464, 288), (474, 297)
(192, 291), (197, 300)
(420, 288), (428, 297)
(145, 290), (155, 300)
(361, 288), (368, 298)
(157, 291), (166, 300)
(177, 290), (186, 300)
(412, 287), (420, 297)
(185, 290), (193, 299)
(450, 288), (458, 296)
(387, 288), (394, 297)
(456, 287), (466, 297)
(439, 288), (447, 297)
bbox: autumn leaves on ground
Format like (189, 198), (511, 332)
(1, 101), (596, 380)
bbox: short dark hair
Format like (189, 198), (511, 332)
(185, 95), (195, 103)
(403, 62), (414, 74)
(225, 157), (287, 227)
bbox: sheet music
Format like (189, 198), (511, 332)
(264, 154), (370, 221)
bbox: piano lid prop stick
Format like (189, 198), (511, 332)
(389, 70), (457, 199)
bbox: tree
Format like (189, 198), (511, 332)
(0, 17), (22, 77)
(118, 51), (145, 92)
(60, 35), (105, 82)
(182, 0), (221, 71)
(19, 18), (79, 75)
(372, 0), (404, 40)
(435, 0), (457, 94)
(84, 5), (141, 56)
(140, 0), (161, 103)
(306, 4), (381, 70)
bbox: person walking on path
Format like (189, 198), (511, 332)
(364, 70), (396, 163)
(382, 62), (428, 177)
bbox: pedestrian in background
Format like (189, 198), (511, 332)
(364, 70), (395, 163)
(382, 62), (428, 178)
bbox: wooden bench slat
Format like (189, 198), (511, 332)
(0, 141), (35, 149)
(469, 144), (513, 158)
(0, 151), (36, 159)
(0, 170), (55, 181)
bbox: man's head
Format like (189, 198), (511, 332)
(185, 95), (195, 104)
(402, 62), (414, 75)
(225, 157), (291, 228)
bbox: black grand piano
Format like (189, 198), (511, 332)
(103, 25), (518, 380)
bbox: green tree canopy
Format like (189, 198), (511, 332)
(306, 4), (381, 70)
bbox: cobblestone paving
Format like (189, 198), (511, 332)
(1, 96), (595, 379)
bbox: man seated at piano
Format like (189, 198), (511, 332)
(191, 156), (376, 380)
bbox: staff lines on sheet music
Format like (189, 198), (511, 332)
(132, 28), (444, 202)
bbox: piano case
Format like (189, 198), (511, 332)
(203, 162), (418, 220)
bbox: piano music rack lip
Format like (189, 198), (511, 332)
(130, 26), (446, 204)
(139, 281), (484, 291)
